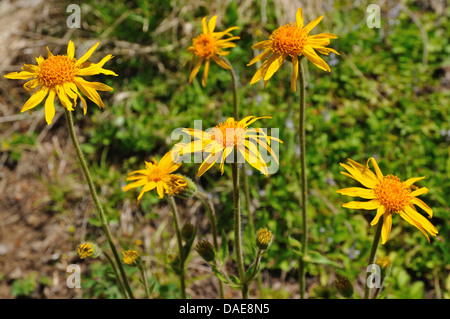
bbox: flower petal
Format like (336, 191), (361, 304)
(336, 187), (377, 199)
(67, 40), (75, 59)
(21, 87), (49, 112)
(264, 53), (286, 81)
(208, 15), (217, 33)
(291, 55), (299, 92)
(410, 187), (429, 197)
(76, 42), (100, 66)
(342, 199), (380, 210)
(296, 8), (304, 28)
(370, 205), (385, 226)
(303, 15), (324, 34)
(381, 213), (392, 244)
(44, 89), (56, 125)
(411, 197), (433, 218)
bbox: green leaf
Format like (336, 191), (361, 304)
(303, 250), (341, 268)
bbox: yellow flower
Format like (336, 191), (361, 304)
(185, 15), (240, 86)
(4, 41), (117, 125)
(122, 249), (139, 265)
(77, 242), (98, 259)
(248, 8), (339, 92)
(256, 227), (273, 250)
(176, 116), (282, 177)
(376, 256), (391, 269)
(122, 151), (188, 203)
(337, 157), (438, 244)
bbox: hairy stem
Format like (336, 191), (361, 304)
(166, 195), (187, 299)
(65, 109), (134, 299)
(297, 57), (308, 299)
(364, 221), (383, 299)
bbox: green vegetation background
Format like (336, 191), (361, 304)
(2, 0), (449, 299)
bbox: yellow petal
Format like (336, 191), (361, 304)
(21, 87), (49, 112)
(296, 8), (303, 27)
(264, 53), (286, 81)
(336, 187), (376, 199)
(202, 59), (210, 87)
(247, 49), (272, 66)
(201, 16), (208, 34)
(197, 153), (219, 177)
(122, 179), (148, 192)
(251, 40), (272, 50)
(189, 57), (204, 83)
(410, 187), (429, 197)
(156, 182), (164, 198)
(411, 197), (433, 218)
(4, 71), (36, 80)
(381, 213), (392, 244)
(73, 77), (105, 108)
(370, 205), (385, 226)
(303, 15), (324, 34)
(44, 89), (56, 125)
(76, 42), (100, 66)
(340, 163), (376, 189)
(208, 15), (217, 33)
(56, 85), (73, 111)
(404, 176), (425, 187)
(302, 45), (330, 72)
(211, 55), (230, 69)
(366, 157), (384, 180)
(342, 199), (380, 210)
(67, 40), (75, 59)
(291, 55), (299, 92)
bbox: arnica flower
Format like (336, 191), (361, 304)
(376, 256), (391, 269)
(4, 41), (117, 125)
(175, 116), (282, 177)
(248, 8), (339, 92)
(337, 157), (438, 244)
(256, 227), (273, 250)
(77, 242), (99, 259)
(122, 249), (139, 265)
(122, 151), (188, 203)
(185, 15), (240, 87)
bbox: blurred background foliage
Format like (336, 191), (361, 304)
(0, 0), (449, 299)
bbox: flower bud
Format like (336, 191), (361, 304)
(181, 222), (196, 242)
(335, 273), (353, 298)
(195, 240), (216, 263)
(376, 256), (391, 269)
(77, 242), (99, 259)
(174, 175), (197, 199)
(122, 249), (140, 266)
(256, 227), (273, 250)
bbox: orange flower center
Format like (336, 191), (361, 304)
(193, 33), (217, 58)
(270, 23), (308, 57)
(147, 166), (167, 182)
(210, 120), (247, 148)
(374, 175), (411, 213)
(38, 55), (79, 87)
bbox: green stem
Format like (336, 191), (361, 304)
(194, 190), (225, 299)
(246, 249), (263, 284)
(364, 221), (383, 299)
(242, 166), (262, 294)
(166, 196), (187, 299)
(64, 109), (134, 299)
(138, 262), (151, 299)
(222, 57), (238, 119)
(297, 57), (308, 299)
(103, 251), (127, 298)
(231, 161), (247, 299)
